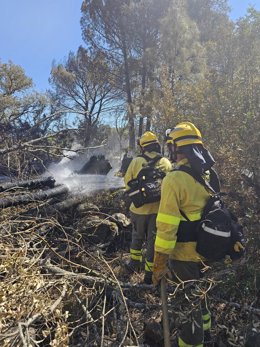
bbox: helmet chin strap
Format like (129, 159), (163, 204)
(167, 143), (176, 162)
(169, 142), (183, 162)
(170, 150), (176, 163)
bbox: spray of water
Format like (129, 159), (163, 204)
(45, 145), (125, 195)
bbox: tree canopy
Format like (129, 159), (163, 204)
(0, 2), (260, 346)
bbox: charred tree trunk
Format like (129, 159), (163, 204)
(76, 156), (112, 175)
(40, 195), (89, 215)
(0, 185), (68, 209)
(0, 176), (55, 192)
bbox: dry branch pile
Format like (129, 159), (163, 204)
(0, 178), (259, 347)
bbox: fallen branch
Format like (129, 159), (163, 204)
(1, 283), (68, 346)
(43, 260), (114, 285)
(41, 194), (90, 214)
(42, 260), (155, 292)
(100, 255), (139, 345)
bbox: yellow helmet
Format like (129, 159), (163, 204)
(139, 131), (159, 148)
(166, 122), (203, 147)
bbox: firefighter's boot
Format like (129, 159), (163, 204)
(143, 259), (153, 284)
(144, 270), (153, 284)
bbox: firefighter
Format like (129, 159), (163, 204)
(124, 131), (172, 284)
(152, 122), (215, 347)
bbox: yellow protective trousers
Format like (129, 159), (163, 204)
(129, 212), (157, 272)
(169, 260), (211, 346)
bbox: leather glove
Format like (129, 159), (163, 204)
(152, 251), (169, 286)
(234, 241), (244, 253)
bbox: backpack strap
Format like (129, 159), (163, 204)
(139, 153), (162, 167)
(208, 167), (220, 193)
(176, 165), (217, 194)
(176, 165), (218, 222)
(179, 209), (190, 221)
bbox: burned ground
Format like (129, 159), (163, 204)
(0, 179), (259, 347)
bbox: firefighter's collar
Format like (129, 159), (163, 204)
(176, 158), (190, 168)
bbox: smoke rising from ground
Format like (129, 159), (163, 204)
(45, 142), (124, 195)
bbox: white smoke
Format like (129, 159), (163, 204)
(44, 140), (125, 195)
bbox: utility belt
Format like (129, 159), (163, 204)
(177, 220), (199, 242)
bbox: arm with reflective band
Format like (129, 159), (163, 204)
(124, 159), (134, 190)
(157, 212), (181, 225)
(157, 209), (201, 225)
(155, 175), (181, 254)
(155, 233), (177, 253)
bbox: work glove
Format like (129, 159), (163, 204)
(225, 242), (245, 264)
(234, 241), (244, 253)
(152, 251), (169, 286)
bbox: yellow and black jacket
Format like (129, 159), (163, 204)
(124, 151), (172, 215)
(155, 158), (211, 262)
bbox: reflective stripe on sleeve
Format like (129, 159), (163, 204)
(155, 235), (176, 250)
(157, 212), (181, 225)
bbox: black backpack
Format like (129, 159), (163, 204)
(178, 166), (246, 262)
(127, 154), (166, 208)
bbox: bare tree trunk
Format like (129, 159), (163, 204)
(138, 117), (144, 137)
(146, 117), (151, 131)
(138, 61), (147, 136)
(122, 40), (135, 150)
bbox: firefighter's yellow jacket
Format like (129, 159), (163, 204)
(155, 158), (211, 262)
(124, 152), (172, 215)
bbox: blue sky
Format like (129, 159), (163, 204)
(0, 0), (259, 92)
(229, 0), (260, 20)
(0, 0), (82, 92)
